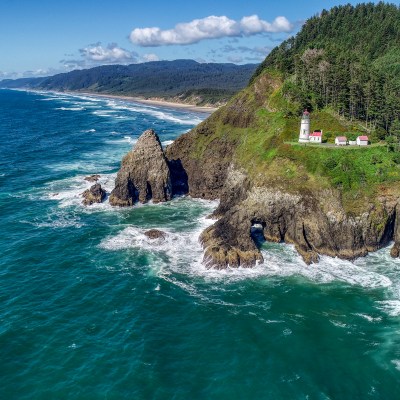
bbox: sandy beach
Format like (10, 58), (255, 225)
(76, 92), (220, 114)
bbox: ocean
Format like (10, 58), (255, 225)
(1, 89), (400, 399)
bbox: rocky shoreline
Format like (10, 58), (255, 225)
(106, 128), (400, 268)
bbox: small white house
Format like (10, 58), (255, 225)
(348, 140), (357, 146)
(335, 136), (347, 146)
(309, 130), (322, 143)
(356, 135), (369, 146)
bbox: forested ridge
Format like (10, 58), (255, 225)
(253, 2), (400, 137)
(0, 60), (257, 106)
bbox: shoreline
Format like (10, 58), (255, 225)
(67, 91), (220, 114)
(3, 88), (220, 114)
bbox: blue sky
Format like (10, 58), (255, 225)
(0, 0), (397, 78)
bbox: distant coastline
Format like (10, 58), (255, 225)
(77, 92), (220, 114)
(1, 87), (219, 114)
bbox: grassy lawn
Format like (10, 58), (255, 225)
(285, 141), (385, 149)
(188, 71), (400, 213)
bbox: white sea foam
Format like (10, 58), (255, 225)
(99, 201), (220, 287)
(42, 173), (117, 209)
(21, 209), (84, 229)
(39, 92), (204, 125)
(105, 136), (137, 146)
(376, 301), (400, 317)
(64, 94), (103, 103)
(162, 140), (174, 147)
(98, 206), (397, 291)
(56, 106), (85, 111)
(38, 96), (72, 102)
(105, 100), (204, 125)
(101, 226), (192, 252)
(49, 160), (115, 173)
(330, 320), (348, 328)
(353, 313), (382, 323)
(391, 360), (400, 371)
(92, 110), (118, 117)
(257, 245), (392, 289)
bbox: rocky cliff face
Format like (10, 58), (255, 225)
(165, 117), (237, 200)
(199, 166), (399, 267)
(111, 127), (400, 267)
(110, 83), (400, 268)
(162, 69), (400, 268)
(109, 129), (172, 206)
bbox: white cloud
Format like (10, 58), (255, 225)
(130, 15), (293, 46)
(60, 43), (139, 70)
(141, 53), (159, 62)
(0, 68), (64, 80)
(79, 43), (137, 63)
(240, 15), (292, 34)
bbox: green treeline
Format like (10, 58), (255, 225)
(254, 2), (400, 136)
(0, 60), (257, 105)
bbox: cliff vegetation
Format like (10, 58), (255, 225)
(164, 3), (400, 267)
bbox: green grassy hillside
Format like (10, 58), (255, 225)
(186, 62), (400, 212)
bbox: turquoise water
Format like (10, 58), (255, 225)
(1, 89), (400, 399)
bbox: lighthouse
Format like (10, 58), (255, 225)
(298, 110), (310, 143)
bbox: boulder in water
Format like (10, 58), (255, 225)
(84, 174), (101, 182)
(144, 229), (167, 240)
(82, 183), (106, 205)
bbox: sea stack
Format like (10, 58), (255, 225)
(109, 129), (172, 206)
(82, 183), (106, 205)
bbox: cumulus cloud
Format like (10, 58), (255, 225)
(61, 43), (139, 70)
(130, 15), (293, 46)
(79, 43), (137, 63)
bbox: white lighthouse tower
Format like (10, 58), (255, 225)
(298, 110), (310, 143)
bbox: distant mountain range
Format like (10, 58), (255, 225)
(0, 60), (258, 106)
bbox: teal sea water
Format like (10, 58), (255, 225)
(1, 89), (400, 399)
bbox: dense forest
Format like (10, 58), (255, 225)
(0, 60), (257, 105)
(253, 2), (400, 138)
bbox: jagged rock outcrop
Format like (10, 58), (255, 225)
(200, 169), (399, 267)
(390, 204), (400, 258)
(109, 129), (172, 206)
(84, 174), (100, 182)
(165, 117), (236, 199)
(109, 63), (399, 268)
(144, 229), (167, 240)
(112, 126), (400, 267)
(82, 183), (106, 205)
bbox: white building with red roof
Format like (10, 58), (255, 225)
(335, 136), (347, 146)
(309, 130), (322, 143)
(356, 135), (369, 146)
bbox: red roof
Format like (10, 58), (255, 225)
(336, 136), (347, 141)
(358, 136), (368, 141)
(303, 110), (310, 115)
(310, 131), (322, 137)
